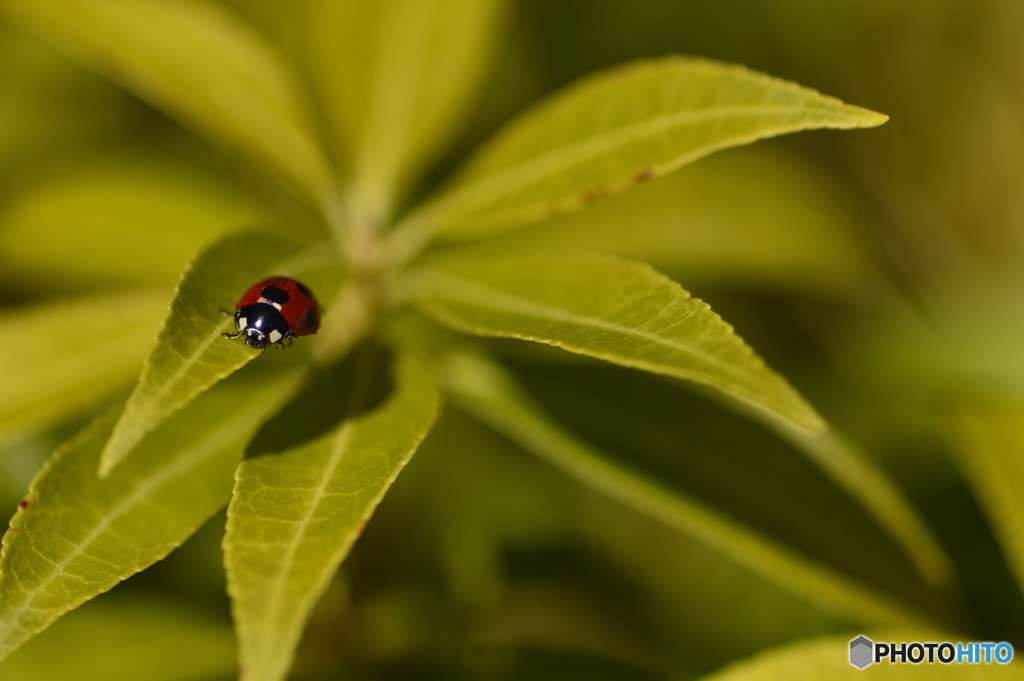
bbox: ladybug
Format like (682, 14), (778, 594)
(222, 277), (320, 350)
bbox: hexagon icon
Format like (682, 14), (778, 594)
(850, 636), (874, 669)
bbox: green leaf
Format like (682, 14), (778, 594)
(407, 251), (824, 434)
(0, 361), (305, 663)
(388, 56), (887, 259)
(385, 313), (950, 596)
(0, 24), (132, 169)
(2, 0), (335, 203)
(0, 438), (49, 510)
(403, 408), (839, 670)
(0, 156), (269, 291)
(400, 408), (582, 602)
(460, 148), (879, 295)
(98, 231), (340, 476)
(308, 0), (506, 224)
(580, 491), (847, 672)
(698, 631), (1020, 680)
(442, 352), (925, 626)
(849, 279), (1024, 400)
(484, 353), (954, 602)
(0, 595), (236, 681)
(709, 408), (952, 606)
(773, 426), (954, 591)
(0, 290), (167, 445)
(948, 400), (1024, 600)
(224, 346), (441, 681)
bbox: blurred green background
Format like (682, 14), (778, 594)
(3, 1), (1024, 679)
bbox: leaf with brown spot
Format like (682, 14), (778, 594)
(443, 149), (882, 296)
(389, 56), (886, 259)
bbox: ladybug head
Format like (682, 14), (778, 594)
(242, 326), (268, 349)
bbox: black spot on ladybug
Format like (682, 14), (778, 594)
(18, 499), (28, 511)
(303, 308), (318, 331)
(295, 281), (313, 298)
(261, 286), (290, 305)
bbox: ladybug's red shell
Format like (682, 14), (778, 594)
(236, 277), (321, 336)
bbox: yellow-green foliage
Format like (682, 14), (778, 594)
(2, 1), (1023, 680)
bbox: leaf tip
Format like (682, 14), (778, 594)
(776, 397), (830, 437)
(838, 104), (889, 129)
(799, 409), (829, 435)
(96, 425), (132, 479)
(859, 109), (890, 128)
(96, 456), (116, 480)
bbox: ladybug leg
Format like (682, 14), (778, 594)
(269, 336), (294, 350)
(222, 331), (240, 339)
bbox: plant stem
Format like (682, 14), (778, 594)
(312, 278), (378, 366)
